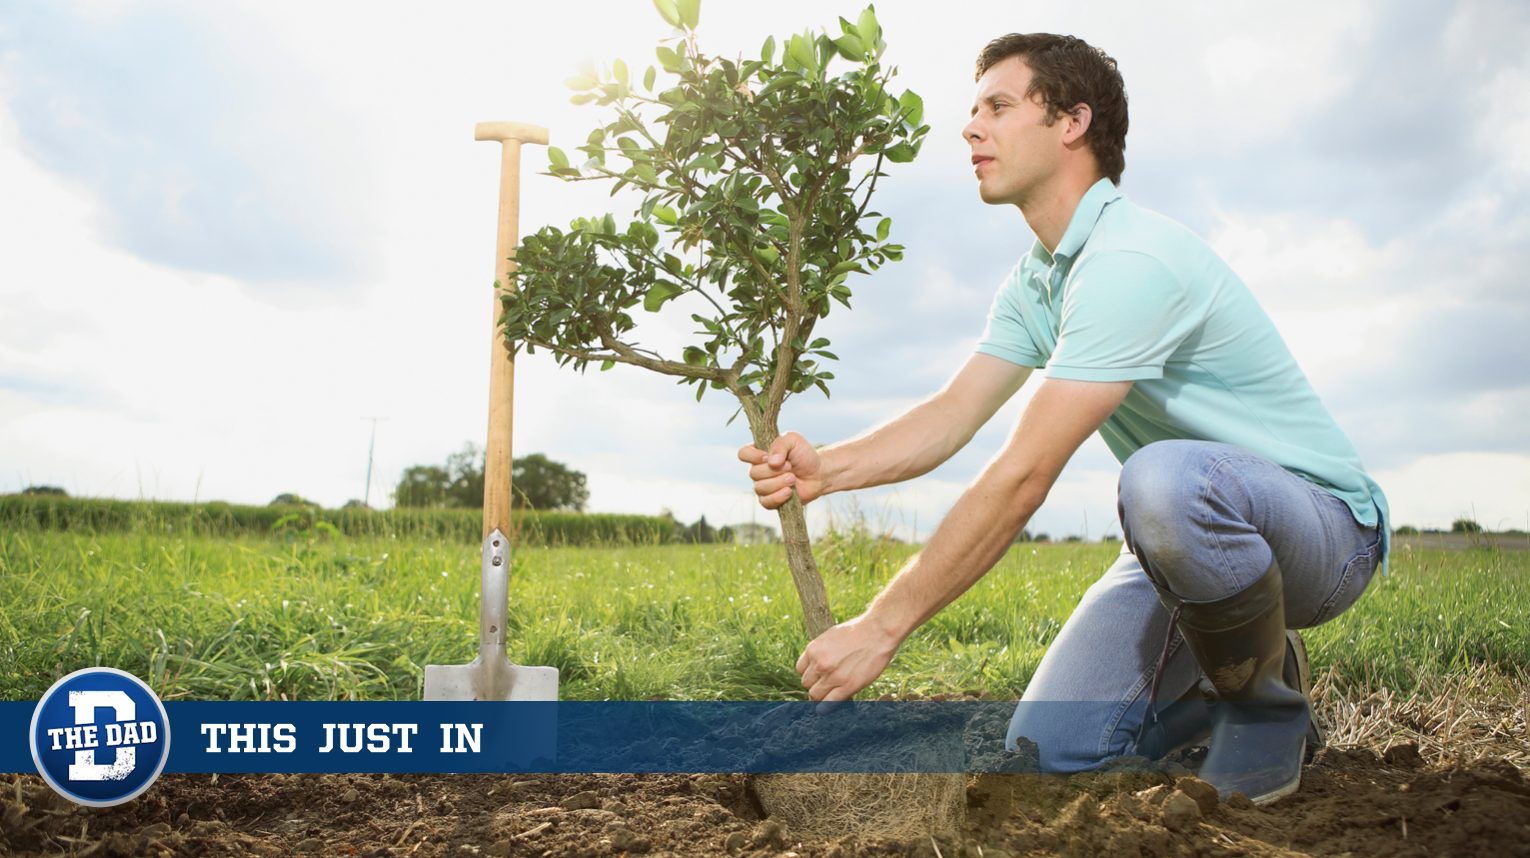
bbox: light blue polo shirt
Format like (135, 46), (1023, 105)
(976, 178), (1389, 560)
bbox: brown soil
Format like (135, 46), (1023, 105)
(3, 745), (1527, 858)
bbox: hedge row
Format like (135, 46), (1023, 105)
(0, 495), (671, 547)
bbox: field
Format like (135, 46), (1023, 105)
(1, 523), (1527, 856)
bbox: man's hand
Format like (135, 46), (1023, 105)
(738, 432), (827, 509)
(795, 614), (902, 710)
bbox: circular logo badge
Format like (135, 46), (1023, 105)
(30, 668), (171, 807)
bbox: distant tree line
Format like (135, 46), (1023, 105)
(657, 509), (740, 545)
(394, 444), (590, 512)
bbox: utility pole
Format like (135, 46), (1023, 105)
(362, 417), (388, 507)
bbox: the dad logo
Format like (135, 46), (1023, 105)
(30, 668), (171, 807)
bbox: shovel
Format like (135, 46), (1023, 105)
(423, 121), (558, 703)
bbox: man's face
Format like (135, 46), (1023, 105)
(963, 57), (1066, 207)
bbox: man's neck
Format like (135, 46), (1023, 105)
(1019, 170), (1102, 256)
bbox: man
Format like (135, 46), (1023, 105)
(738, 33), (1388, 804)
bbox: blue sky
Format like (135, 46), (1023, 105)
(2, 0), (1528, 538)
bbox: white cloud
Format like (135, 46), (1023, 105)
(0, 1), (381, 300)
(1372, 451), (1530, 532)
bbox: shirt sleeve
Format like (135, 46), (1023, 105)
(974, 264), (1046, 368)
(1045, 250), (1196, 382)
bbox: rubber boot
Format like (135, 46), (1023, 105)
(1135, 688), (1211, 761)
(1134, 628), (1317, 763)
(1285, 629), (1326, 755)
(1152, 560), (1311, 804)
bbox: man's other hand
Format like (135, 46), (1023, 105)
(795, 614), (901, 711)
(738, 431), (826, 509)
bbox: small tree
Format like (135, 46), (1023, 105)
(444, 443), (487, 508)
(394, 466), (450, 508)
(512, 453), (590, 512)
(504, 1), (926, 638)
(397, 446), (588, 511)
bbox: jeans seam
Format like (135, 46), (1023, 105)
(1307, 523), (1382, 627)
(1201, 454), (1268, 590)
(1101, 634), (1185, 759)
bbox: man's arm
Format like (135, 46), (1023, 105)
(795, 377), (1133, 704)
(739, 353), (1033, 508)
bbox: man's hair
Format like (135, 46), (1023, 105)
(975, 34), (1128, 185)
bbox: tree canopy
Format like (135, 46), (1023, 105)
(393, 446), (588, 512)
(501, 1), (924, 638)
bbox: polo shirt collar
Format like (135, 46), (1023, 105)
(1030, 178), (1123, 266)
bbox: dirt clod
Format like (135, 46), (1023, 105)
(608, 824), (652, 853)
(751, 818), (785, 849)
(1226, 791), (1256, 810)
(1160, 791), (1202, 831)
(1381, 742), (1424, 769)
(1175, 776), (1220, 814)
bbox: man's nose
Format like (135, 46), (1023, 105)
(962, 117), (983, 142)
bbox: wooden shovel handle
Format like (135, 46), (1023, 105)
(479, 122), (547, 540)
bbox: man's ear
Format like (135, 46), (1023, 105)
(1062, 103), (1093, 146)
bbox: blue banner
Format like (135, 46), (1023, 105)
(4, 700), (1030, 774)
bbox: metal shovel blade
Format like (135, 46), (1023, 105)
(424, 530), (559, 701)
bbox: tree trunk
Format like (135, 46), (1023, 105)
(777, 494), (834, 639)
(741, 400), (835, 639)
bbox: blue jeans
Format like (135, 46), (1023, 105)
(1006, 440), (1383, 772)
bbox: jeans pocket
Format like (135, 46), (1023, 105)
(1302, 529), (1382, 628)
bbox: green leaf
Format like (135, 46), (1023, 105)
(613, 59), (629, 87)
(652, 0), (682, 28)
(833, 34), (865, 62)
(643, 281), (683, 312)
(565, 73), (599, 91)
(548, 147), (570, 170)
(600, 360), (616, 371)
(653, 205), (678, 225)
(858, 7), (880, 48)
(788, 34), (817, 73)
(570, 93), (597, 106)
(676, 0), (700, 30)
(829, 260), (862, 276)
(761, 35), (776, 64)
(877, 217), (892, 242)
(752, 246), (780, 265)
(883, 141), (917, 163)
(656, 45), (680, 72)
(644, 65), (657, 91)
(899, 89), (924, 126)
(683, 346), (707, 366)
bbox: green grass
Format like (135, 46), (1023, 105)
(0, 529), (1523, 702)
(1302, 543), (1530, 690)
